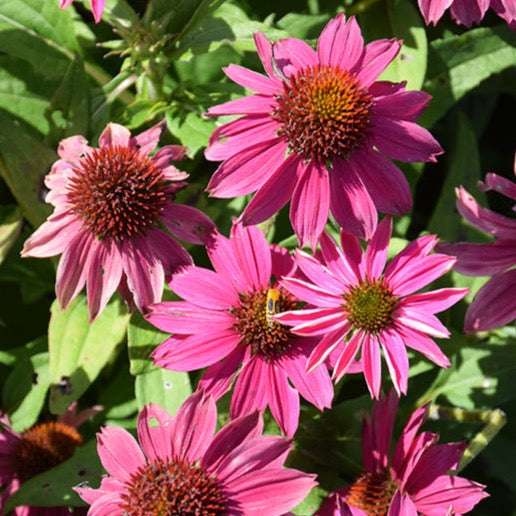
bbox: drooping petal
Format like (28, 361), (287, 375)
(381, 329), (409, 395)
(231, 357), (269, 419)
(362, 333), (382, 398)
(162, 204), (216, 245)
(365, 216), (392, 281)
(417, 0), (454, 25)
(450, 0), (489, 27)
(254, 32), (275, 77)
(332, 330), (364, 382)
(130, 120), (165, 155)
(319, 230), (362, 285)
(90, 0), (106, 23)
(137, 403), (174, 464)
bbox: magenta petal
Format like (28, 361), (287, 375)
(450, 0), (489, 27)
(479, 172), (516, 201)
(137, 403), (173, 464)
(225, 468), (316, 515)
(362, 333), (382, 398)
(223, 64), (281, 94)
(207, 94), (275, 116)
(96, 426), (146, 483)
(162, 204), (216, 245)
(280, 277), (342, 308)
(270, 244), (296, 280)
(318, 14), (364, 70)
(254, 31), (275, 77)
(374, 89), (432, 122)
(272, 37), (318, 76)
(319, 231), (362, 285)
(170, 391), (217, 463)
(170, 266), (240, 309)
(365, 216), (392, 281)
(152, 330), (240, 371)
(330, 158), (378, 240)
(355, 38), (401, 88)
(146, 229), (192, 281)
(276, 306), (346, 337)
(231, 357), (269, 419)
(396, 307), (450, 338)
(381, 329), (409, 395)
(332, 330), (364, 382)
(57, 135), (90, 163)
(130, 121), (164, 155)
(388, 491), (418, 516)
(295, 250), (345, 295)
(240, 153), (300, 226)
(465, 268), (516, 332)
(417, 0), (454, 25)
(401, 288), (468, 315)
(290, 160), (330, 249)
(98, 123), (131, 148)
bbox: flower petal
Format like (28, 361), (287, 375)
(362, 333), (382, 398)
(162, 204), (216, 245)
(98, 123), (131, 148)
(137, 403), (174, 464)
(223, 64), (282, 95)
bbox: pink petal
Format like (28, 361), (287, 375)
(162, 204), (216, 245)
(270, 244), (296, 280)
(373, 89), (432, 123)
(98, 123), (131, 148)
(294, 250), (345, 295)
(266, 362), (300, 437)
(207, 94), (276, 116)
(396, 307), (451, 338)
(239, 153), (301, 226)
(365, 216), (392, 281)
(388, 492), (418, 516)
(372, 118), (443, 163)
(362, 333), (382, 398)
(130, 121), (165, 155)
(465, 268), (516, 332)
(307, 325), (352, 373)
(319, 231), (362, 285)
(272, 38), (318, 77)
(145, 229), (192, 281)
(290, 160), (330, 249)
(354, 38), (401, 88)
(450, 0), (489, 27)
(276, 306), (346, 337)
(478, 172), (516, 201)
(96, 426), (146, 482)
(169, 266), (240, 309)
(280, 277), (342, 308)
(170, 391), (217, 463)
(231, 357), (269, 419)
(57, 135), (90, 164)
(223, 64), (282, 95)
(381, 329), (409, 395)
(417, 0), (454, 25)
(332, 330), (364, 382)
(317, 14), (364, 70)
(330, 158), (378, 240)
(137, 403), (173, 464)
(254, 31), (275, 77)
(207, 140), (288, 198)
(90, 0), (106, 23)
(151, 330), (240, 371)
(401, 288), (468, 315)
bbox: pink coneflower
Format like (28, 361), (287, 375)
(22, 121), (215, 322)
(0, 404), (100, 515)
(275, 217), (467, 398)
(317, 391), (488, 515)
(75, 390), (316, 515)
(59, 0), (105, 23)
(205, 14), (442, 248)
(418, 0), (516, 29)
(438, 170), (516, 332)
(145, 223), (333, 437)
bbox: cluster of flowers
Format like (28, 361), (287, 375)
(1, 2), (515, 515)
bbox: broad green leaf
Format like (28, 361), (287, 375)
(4, 440), (101, 510)
(0, 111), (54, 227)
(277, 12), (330, 39)
(0, 205), (22, 265)
(421, 25), (516, 126)
(0, 335), (47, 366)
(358, 0), (428, 90)
(48, 295), (130, 414)
(292, 485), (327, 516)
(2, 351), (50, 432)
(127, 311), (168, 375)
(166, 109), (217, 155)
(135, 367), (192, 415)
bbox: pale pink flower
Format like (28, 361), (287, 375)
(317, 391), (488, 515)
(276, 217), (467, 398)
(22, 121), (215, 322)
(418, 0), (516, 28)
(145, 223), (333, 437)
(75, 391), (316, 515)
(0, 404), (100, 515)
(59, 0), (106, 23)
(205, 14), (442, 248)
(438, 171), (516, 332)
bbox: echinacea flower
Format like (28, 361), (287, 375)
(75, 390), (316, 515)
(316, 390), (488, 515)
(418, 0), (516, 29)
(437, 170), (516, 332)
(145, 223), (333, 437)
(205, 14), (442, 248)
(0, 403), (100, 515)
(275, 217), (467, 398)
(59, 0), (105, 23)
(22, 121), (215, 322)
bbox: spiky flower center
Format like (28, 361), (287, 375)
(13, 421), (83, 483)
(67, 145), (171, 241)
(346, 471), (398, 515)
(273, 65), (373, 161)
(119, 458), (227, 515)
(343, 279), (397, 334)
(233, 288), (297, 359)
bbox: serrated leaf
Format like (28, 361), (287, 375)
(0, 204), (22, 265)
(135, 367), (191, 415)
(421, 25), (516, 126)
(48, 295), (129, 414)
(2, 352), (50, 432)
(4, 440), (101, 511)
(127, 311), (168, 375)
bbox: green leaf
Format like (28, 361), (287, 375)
(135, 367), (192, 415)
(358, 0), (428, 90)
(2, 351), (50, 432)
(127, 311), (168, 375)
(166, 108), (217, 155)
(422, 25), (516, 126)
(277, 12), (330, 39)
(4, 440), (101, 511)
(48, 295), (130, 414)
(0, 204), (22, 266)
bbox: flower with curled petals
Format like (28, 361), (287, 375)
(205, 13), (442, 248)
(59, 0), (105, 23)
(316, 390), (488, 515)
(21, 122), (215, 322)
(145, 223), (333, 437)
(438, 169), (516, 332)
(276, 217), (467, 398)
(418, 0), (516, 29)
(75, 391), (316, 515)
